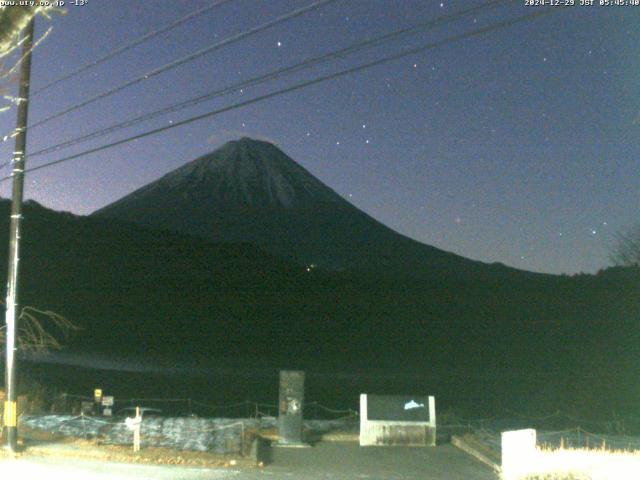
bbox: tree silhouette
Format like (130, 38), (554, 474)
(611, 223), (640, 267)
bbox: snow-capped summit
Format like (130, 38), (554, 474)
(136, 137), (343, 210)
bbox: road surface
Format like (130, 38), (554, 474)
(0, 442), (498, 479)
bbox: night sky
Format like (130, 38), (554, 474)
(0, 0), (637, 275)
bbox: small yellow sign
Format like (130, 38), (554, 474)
(94, 388), (103, 401)
(3, 401), (17, 427)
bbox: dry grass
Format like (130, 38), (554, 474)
(501, 445), (640, 480)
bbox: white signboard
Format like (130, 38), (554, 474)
(501, 429), (537, 479)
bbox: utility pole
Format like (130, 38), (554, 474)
(4, 17), (35, 452)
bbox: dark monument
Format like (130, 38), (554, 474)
(277, 370), (307, 446)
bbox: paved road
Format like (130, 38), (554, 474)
(0, 442), (498, 479)
(263, 442), (498, 480)
(0, 456), (237, 480)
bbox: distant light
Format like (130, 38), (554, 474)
(277, 41), (282, 47)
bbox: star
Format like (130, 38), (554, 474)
(276, 41), (282, 47)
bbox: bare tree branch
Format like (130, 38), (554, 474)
(0, 25), (52, 80)
(0, 6), (61, 123)
(0, 6), (54, 58)
(0, 304), (80, 353)
(610, 223), (640, 267)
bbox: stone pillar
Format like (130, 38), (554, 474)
(277, 370), (306, 446)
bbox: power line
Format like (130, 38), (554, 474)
(26, 0), (339, 130)
(1, 0), (510, 171)
(2, 6), (565, 182)
(27, 0), (514, 160)
(32, 0), (237, 96)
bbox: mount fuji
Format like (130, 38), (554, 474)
(93, 137), (516, 278)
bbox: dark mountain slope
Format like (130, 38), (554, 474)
(0, 200), (637, 414)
